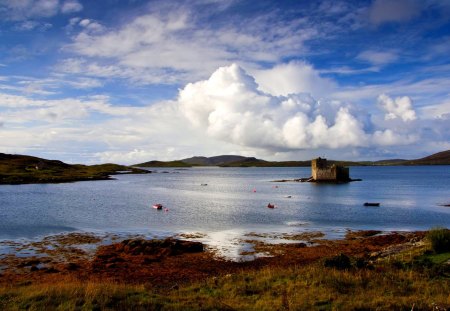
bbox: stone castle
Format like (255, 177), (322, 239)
(311, 157), (350, 182)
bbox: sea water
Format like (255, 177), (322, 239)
(0, 166), (449, 252)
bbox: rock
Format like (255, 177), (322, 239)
(105, 263), (117, 269)
(44, 267), (59, 273)
(66, 262), (80, 271)
(93, 238), (205, 269)
(119, 238), (204, 257)
(294, 243), (307, 248)
(19, 259), (41, 267)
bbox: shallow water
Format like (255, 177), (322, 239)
(0, 166), (449, 259)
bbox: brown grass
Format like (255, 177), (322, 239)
(1, 260), (449, 310)
(1, 230), (449, 310)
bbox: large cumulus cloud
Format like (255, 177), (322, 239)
(179, 64), (412, 151)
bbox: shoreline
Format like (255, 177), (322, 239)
(1, 228), (449, 309)
(0, 228), (433, 281)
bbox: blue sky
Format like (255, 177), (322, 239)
(0, 0), (449, 164)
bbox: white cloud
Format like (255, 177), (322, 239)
(0, 0), (59, 21)
(419, 100), (450, 119)
(0, 74), (104, 96)
(369, 0), (421, 25)
(66, 77), (103, 89)
(14, 20), (53, 31)
(62, 9), (316, 84)
(252, 61), (336, 98)
(77, 18), (104, 33)
(319, 66), (380, 75)
(61, 0), (82, 14)
(372, 129), (417, 146)
(0, 0), (82, 21)
(179, 64), (373, 151)
(377, 94), (417, 121)
(0, 93), (134, 120)
(2, 64), (442, 164)
(357, 50), (398, 66)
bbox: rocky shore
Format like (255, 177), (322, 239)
(0, 230), (436, 287)
(0, 229), (449, 309)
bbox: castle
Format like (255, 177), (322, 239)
(311, 157), (350, 182)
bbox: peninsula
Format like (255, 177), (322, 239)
(0, 153), (149, 185)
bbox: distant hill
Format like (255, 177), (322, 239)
(369, 150), (450, 166)
(134, 160), (191, 167)
(371, 159), (407, 165)
(181, 155), (253, 166)
(136, 155), (268, 167)
(135, 149), (450, 168)
(0, 153), (149, 184)
(404, 150), (450, 165)
(135, 155), (366, 167)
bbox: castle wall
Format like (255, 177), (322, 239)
(312, 158), (335, 181)
(311, 158), (350, 182)
(313, 167), (337, 180)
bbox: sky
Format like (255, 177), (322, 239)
(0, 0), (449, 164)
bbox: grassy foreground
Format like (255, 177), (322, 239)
(1, 254), (449, 310)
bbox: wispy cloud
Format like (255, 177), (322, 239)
(369, 0), (421, 25)
(356, 50), (399, 66)
(0, 0), (83, 21)
(61, 0), (83, 14)
(62, 7), (317, 85)
(319, 66), (380, 75)
(13, 20), (52, 31)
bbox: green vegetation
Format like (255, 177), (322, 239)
(0, 153), (149, 184)
(1, 256), (448, 310)
(427, 227), (450, 253)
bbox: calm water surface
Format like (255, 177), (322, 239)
(1, 166), (449, 244)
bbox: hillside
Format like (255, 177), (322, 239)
(181, 155), (251, 166)
(0, 153), (149, 185)
(135, 155), (370, 168)
(405, 149), (450, 165)
(134, 160), (191, 168)
(136, 155), (267, 167)
(367, 150), (450, 166)
(371, 159), (407, 165)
